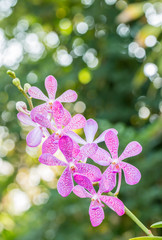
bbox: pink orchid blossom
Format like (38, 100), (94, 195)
(39, 136), (102, 197)
(28, 75), (77, 112)
(42, 101), (86, 156)
(73, 174), (125, 227)
(67, 118), (118, 163)
(101, 130), (142, 193)
(17, 112), (51, 147)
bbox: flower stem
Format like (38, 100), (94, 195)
(7, 70), (33, 110)
(114, 171), (122, 196)
(124, 206), (154, 237)
(108, 192), (154, 237)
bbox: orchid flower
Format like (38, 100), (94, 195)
(17, 112), (51, 147)
(73, 174), (125, 227)
(41, 101), (86, 156)
(101, 130), (142, 195)
(39, 136), (102, 197)
(67, 118), (118, 163)
(28, 75), (77, 112)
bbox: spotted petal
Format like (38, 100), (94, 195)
(39, 153), (67, 166)
(42, 133), (58, 154)
(73, 185), (92, 198)
(100, 196), (125, 216)
(75, 163), (102, 182)
(89, 201), (104, 227)
(28, 87), (48, 101)
(99, 165), (116, 193)
(52, 101), (64, 129)
(105, 130), (119, 159)
(30, 104), (49, 122)
(66, 131), (86, 145)
(62, 107), (71, 126)
(94, 128), (118, 144)
(57, 90), (77, 103)
(45, 75), (57, 99)
(34, 113), (52, 129)
(120, 162), (141, 185)
(84, 119), (98, 143)
(17, 112), (36, 127)
(91, 147), (111, 166)
(119, 141), (142, 161)
(63, 114), (86, 133)
(59, 136), (73, 162)
(73, 174), (95, 194)
(26, 127), (43, 147)
(57, 167), (73, 197)
(76, 143), (98, 162)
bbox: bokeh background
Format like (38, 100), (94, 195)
(0, 0), (162, 239)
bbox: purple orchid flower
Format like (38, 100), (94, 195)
(17, 112), (51, 147)
(28, 75), (77, 112)
(67, 118), (118, 163)
(100, 130), (142, 192)
(73, 174), (125, 227)
(41, 101), (86, 156)
(39, 136), (102, 197)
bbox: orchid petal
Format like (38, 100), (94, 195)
(75, 163), (102, 182)
(59, 136), (73, 162)
(28, 87), (48, 101)
(89, 201), (104, 227)
(76, 143), (98, 161)
(52, 101), (64, 129)
(42, 133), (58, 154)
(57, 167), (73, 197)
(17, 112), (36, 127)
(119, 141), (142, 161)
(73, 174), (95, 195)
(66, 131), (86, 145)
(84, 119), (98, 143)
(94, 128), (118, 144)
(63, 114), (86, 133)
(45, 75), (57, 99)
(120, 162), (141, 185)
(39, 153), (67, 166)
(100, 196), (125, 216)
(73, 185), (92, 198)
(105, 130), (119, 159)
(57, 90), (77, 103)
(26, 127), (43, 147)
(34, 113), (52, 129)
(30, 104), (49, 122)
(91, 147), (111, 166)
(72, 141), (80, 158)
(62, 107), (71, 126)
(99, 165), (116, 193)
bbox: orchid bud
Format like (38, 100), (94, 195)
(7, 70), (16, 79)
(16, 101), (30, 115)
(24, 83), (31, 93)
(12, 78), (21, 88)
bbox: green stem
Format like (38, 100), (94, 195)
(108, 192), (153, 237)
(7, 70), (33, 110)
(125, 206), (154, 237)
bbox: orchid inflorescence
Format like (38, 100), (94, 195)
(16, 75), (142, 227)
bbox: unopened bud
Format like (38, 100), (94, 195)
(12, 78), (21, 88)
(7, 70), (16, 79)
(24, 83), (31, 93)
(16, 101), (30, 114)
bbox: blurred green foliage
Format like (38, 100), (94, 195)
(0, 0), (162, 239)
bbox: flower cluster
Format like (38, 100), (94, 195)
(17, 75), (142, 227)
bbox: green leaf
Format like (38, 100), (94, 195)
(129, 237), (162, 240)
(151, 221), (162, 228)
